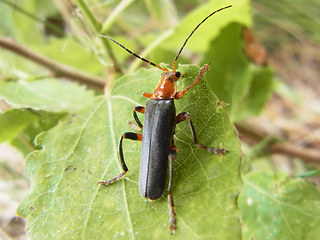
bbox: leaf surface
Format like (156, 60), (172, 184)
(0, 109), (37, 142)
(159, 0), (251, 53)
(239, 171), (320, 240)
(141, 0), (251, 69)
(202, 22), (273, 121)
(17, 65), (242, 239)
(35, 38), (104, 75)
(0, 79), (95, 112)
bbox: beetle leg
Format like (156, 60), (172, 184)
(176, 112), (227, 155)
(142, 92), (153, 98)
(133, 106), (145, 128)
(168, 142), (177, 234)
(98, 132), (142, 186)
(174, 63), (210, 99)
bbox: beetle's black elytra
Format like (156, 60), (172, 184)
(98, 5), (232, 234)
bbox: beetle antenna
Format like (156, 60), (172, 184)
(100, 35), (169, 72)
(171, 5), (232, 71)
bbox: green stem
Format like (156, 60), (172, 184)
(0, 0), (65, 36)
(75, 0), (101, 32)
(75, 0), (122, 73)
(298, 169), (320, 178)
(101, 0), (134, 34)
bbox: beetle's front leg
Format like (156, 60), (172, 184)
(98, 132), (142, 186)
(176, 112), (226, 155)
(133, 106), (145, 128)
(168, 142), (178, 234)
(174, 63), (210, 99)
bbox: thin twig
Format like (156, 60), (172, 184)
(271, 143), (320, 164)
(236, 122), (320, 165)
(0, 36), (105, 89)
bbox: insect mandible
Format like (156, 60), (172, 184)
(98, 5), (232, 233)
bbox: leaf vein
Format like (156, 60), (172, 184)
(107, 97), (135, 239)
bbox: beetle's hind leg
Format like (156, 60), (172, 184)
(168, 142), (178, 234)
(176, 112), (226, 155)
(98, 132), (142, 186)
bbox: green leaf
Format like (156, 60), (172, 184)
(0, 1), (16, 37)
(0, 109), (37, 142)
(133, 0), (251, 71)
(0, 108), (65, 155)
(0, 79), (95, 112)
(239, 171), (320, 240)
(9, 0), (58, 45)
(17, 65), (242, 239)
(202, 22), (250, 122)
(202, 22), (273, 122)
(13, 111), (65, 156)
(159, 0), (251, 54)
(35, 38), (104, 75)
(245, 67), (274, 115)
(0, 79), (93, 154)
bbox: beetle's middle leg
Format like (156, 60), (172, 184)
(98, 132), (142, 186)
(168, 142), (177, 234)
(176, 112), (226, 155)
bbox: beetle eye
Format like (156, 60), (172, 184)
(175, 72), (181, 77)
